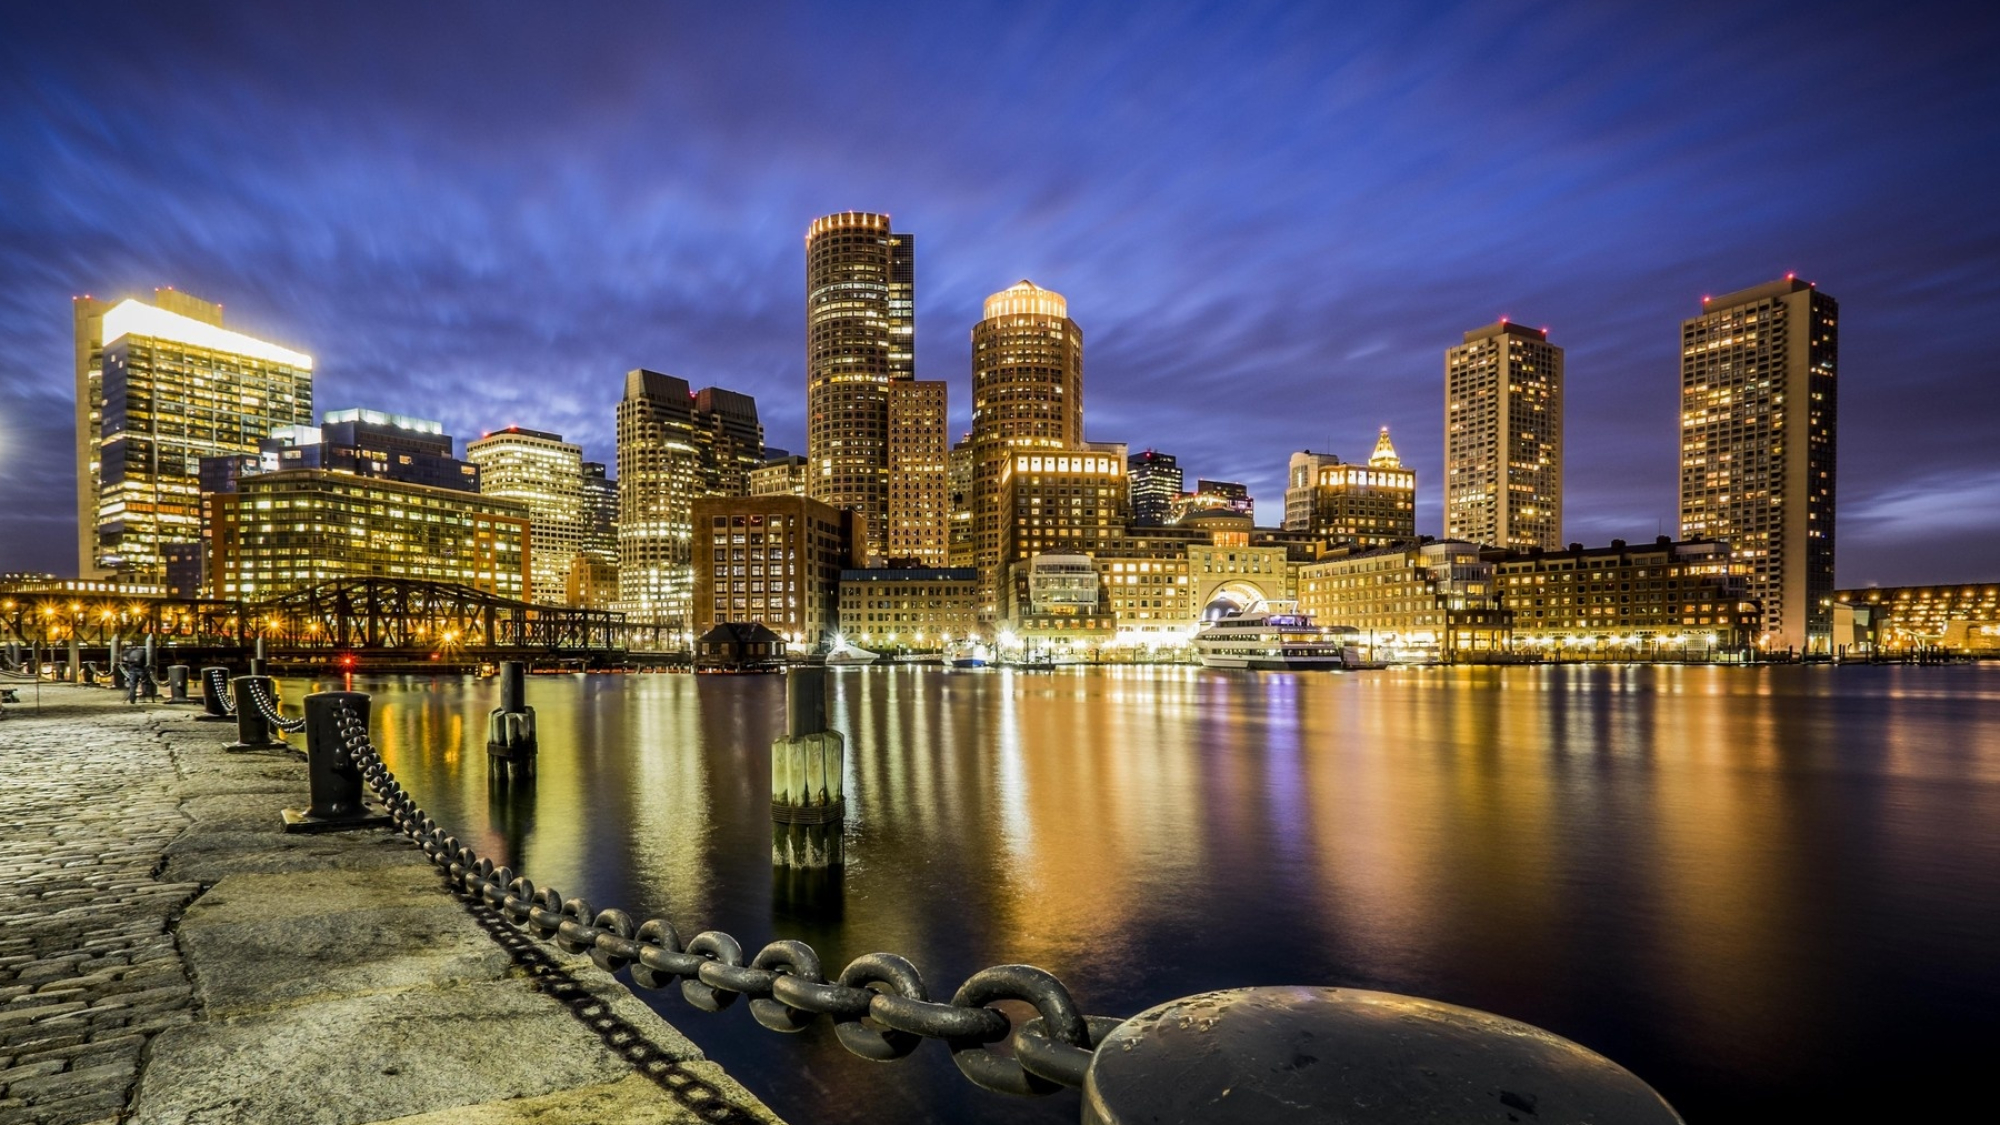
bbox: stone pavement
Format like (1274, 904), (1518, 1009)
(0, 685), (784, 1125)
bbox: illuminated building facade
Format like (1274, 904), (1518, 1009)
(996, 448), (1124, 622)
(1833, 583), (2000, 654)
(1297, 540), (1510, 661)
(886, 380), (949, 565)
(1127, 450), (1183, 527)
(1447, 321), (1563, 551)
(466, 427), (585, 605)
(1680, 277), (1838, 653)
(691, 495), (859, 648)
(211, 471), (529, 602)
(256, 409), (478, 493)
(72, 288), (231, 578)
(1492, 537), (1757, 654)
(837, 568), (979, 650)
(805, 211), (915, 559)
(1170, 479), (1253, 524)
(972, 281), (1084, 619)
(750, 453), (808, 497)
(616, 369), (763, 637)
(947, 437), (975, 569)
(1283, 451), (1341, 532)
(1295, 428), (1417, 549)
(93, 296), (313, 582)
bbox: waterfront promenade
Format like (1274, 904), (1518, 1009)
(0, 685), (782, 1125)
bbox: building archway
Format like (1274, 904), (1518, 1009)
(1200, 579), (1268, 621)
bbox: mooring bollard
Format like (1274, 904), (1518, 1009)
(224, 675), (289, 753)
(282, 691), (392, 833)
(486, 661), (537, 776)
(164, 664), (194, 705)
(197, 666), (233, 721)
(1081, 987), (1683, 1125)
(772, 665), (844, 869)
(250, 637), (266, 678)
(141, 637), (159, 700)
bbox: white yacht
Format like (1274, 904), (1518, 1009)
(824, 642), (880, 667)
(1195, 602), (1360, 671)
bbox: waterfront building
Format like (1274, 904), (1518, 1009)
(750, 453), (808, 497)
(466, 427), (584, 605)
(972, 280), (1084, 621)
(995, 447), (1125, 622)
(256, 409), (479, 493)
(805, 211), (915, 559)
(1283, 451), (1342, 532)
(88, 294), (313, 582)
(72, 288), (236, 578)
(1189, 543), (1293, 619)
(1170, 479), (1253, 524)
(1014, 554), (1116, 648)
(1833, 583), (2000, 654)
(836, 567), (979, 650)
(211, 471), (529, 602)
(1680, 277), (1839, 653)
(947, 437), (975, 570)
(1297, 539), (1510, 662)
(690, 495), (860, 650)
(1447, 321), (1564, 551)
(1291, 428), (1417, 549)
(886, 380), (949, 565)
(615, 370), (763, 638)
(1126, 450), (1183, 527)
(1491, 537), (1758, 655)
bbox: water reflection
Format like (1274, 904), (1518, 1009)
(285, 664), (2000, 1125)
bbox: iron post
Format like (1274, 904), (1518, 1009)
(486, 660), (537, 777)
(197, 666), (233, 721)
(283, 691), (392, 833)
(225, 675), (289, 753)
(165, 664), (194, 705)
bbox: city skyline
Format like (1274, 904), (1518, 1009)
(3, 3), (1998, 586)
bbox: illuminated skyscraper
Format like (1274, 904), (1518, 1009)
(1446, 321), (1563, 551)
(466, 427), (586, 605)
(1127, 450), (1182, 526)
(616, 369), (763, 640)
(571, 461), (619, 610)
(971, 280), (1083, 619)
(91, 295), (313, 581)
(1680, 277), (1838, 653)
(886, 380), (949, 565)
(805, 211), (915, 559)
(947, 436), (975, 569)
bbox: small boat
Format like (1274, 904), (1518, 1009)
(946, 641), (991, 669)
(824, 643), (880, 667)
(1196, 602), (1359, 670)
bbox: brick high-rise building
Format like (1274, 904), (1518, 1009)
(886, 380), (949, 565)
(1679, 277), (1838, 653)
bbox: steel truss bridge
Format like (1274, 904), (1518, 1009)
(0, 578), (625, 661)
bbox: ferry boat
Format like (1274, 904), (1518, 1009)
(1195, 603), (1360, 671)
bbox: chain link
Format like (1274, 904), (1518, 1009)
(206, 667), (237, 714)
(247, 678), (307, 732)
(329, 700), (1122, 1097)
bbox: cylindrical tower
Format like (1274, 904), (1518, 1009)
(805, 211), (914, 561)
(969, 280), (1084, 622)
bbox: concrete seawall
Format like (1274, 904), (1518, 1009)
(0, 685), (784, 1125)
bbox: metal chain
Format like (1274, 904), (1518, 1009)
(247, 678), (307, 732)
(206, 668), (238, 715)
(329, 700), (1120, 1097)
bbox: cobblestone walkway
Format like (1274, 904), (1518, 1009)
(0, 689), (200, 1125)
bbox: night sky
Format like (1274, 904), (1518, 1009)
(3, 1), (1996, 585)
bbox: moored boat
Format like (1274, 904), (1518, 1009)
(1195, 602), (1359, 670)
